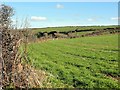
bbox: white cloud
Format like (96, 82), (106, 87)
(31, 16), (47, 21)
(56, 4), (64, 9)
(111, 17), (120, 20)
(88, 18), (96, 21)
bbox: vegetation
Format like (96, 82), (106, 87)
(32, 25), (118, 33)
(28, 34), (119, 88)
(1, 3), (119, 89)
(0, 4), (46, 89)
(34, 25), (119, 39)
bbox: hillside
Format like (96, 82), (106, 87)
(27, 34), (119, 88)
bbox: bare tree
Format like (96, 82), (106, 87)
(0, 4), (47, 89)
(0, 4), (14, 89)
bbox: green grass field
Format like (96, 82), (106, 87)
(27, 34), (119, 88)
(32, 25), (118, 33)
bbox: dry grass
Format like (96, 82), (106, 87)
(0, 4), (47, 89)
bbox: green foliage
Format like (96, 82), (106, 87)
(28, 34), (119, 88)
(32, 25), (118, 33)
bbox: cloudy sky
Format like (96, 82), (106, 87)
(1, 2), (118, 28)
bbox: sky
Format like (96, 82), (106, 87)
(1, 0), (119, 2)
(0, 2), (119, 28)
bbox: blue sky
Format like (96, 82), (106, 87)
(1, 2), (118, 28)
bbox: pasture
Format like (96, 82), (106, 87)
(32, 25), (118, 33)
(27, 34), (119, 88)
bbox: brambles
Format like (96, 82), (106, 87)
(0, 4), (15, 88)
(0, 4), (29, 88)
(0, 4), (46, 89)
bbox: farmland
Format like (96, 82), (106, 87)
(32, 25), (118, 33)
(27, 33), (119, 88)
(0, 2), (119, 89)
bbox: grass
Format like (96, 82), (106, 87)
(31, 25), (118, 33)
(27, 34), (119, 88)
